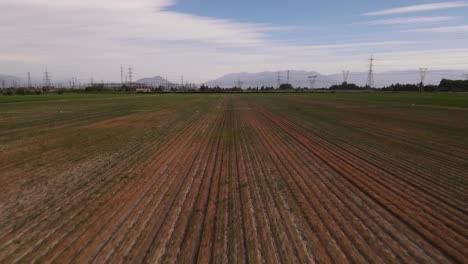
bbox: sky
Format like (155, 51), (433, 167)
(1, 0), (468, 83)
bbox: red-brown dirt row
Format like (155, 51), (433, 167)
(19, 113), (214, 263)
(243, 104), (448, 262)
(249, 102), (466, 263)
(268, 100), (468, 221)
(0, 102), (199, 238)
(0, 103), (212, 262)
(268, 102), (467, 214)
(1, 94), (466, 263)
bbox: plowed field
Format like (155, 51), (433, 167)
(1, 93), (467, 263)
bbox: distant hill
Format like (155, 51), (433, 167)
(205, 70), (467, 88)
(0, 74), (23, 88)
(205, 71), (336, 88)
(136, 76), (173, 87)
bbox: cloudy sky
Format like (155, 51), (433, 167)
(1, 0), (468, 83)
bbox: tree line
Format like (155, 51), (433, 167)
(2, 79), (468, 96)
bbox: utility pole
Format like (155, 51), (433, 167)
(27, 72), (32, 88)
(419, 68), (428, 92)
(276, 72), (281, 88)
(342, 70), (350, 83)
(308, 75), (318, 89)
(366, 56), (374, 87)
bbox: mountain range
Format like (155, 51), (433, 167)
(136, 76), (173, 87)
(204, 70), (467, 88)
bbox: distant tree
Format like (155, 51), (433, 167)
(439, 79), (468, 92)
(278, 83), (294, 90)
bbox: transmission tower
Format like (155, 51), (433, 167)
(120, 66), (124, 85)
(237, 77), (244, 89)
(128, 66), (133, 84)
(27, 72), (32, 88)
(419, 68), (428, 92)
(464, 73), (468, 80)
(1, 80), (5, 89)
(342, 70), (350, 83)
(366, 56), (374, 87)
(308, 75), (318, 89)
(277, 72), (281, 88)
(287, 70), (290, 84)
(181, 75), (184, 88)
(43, 69), (51, 88)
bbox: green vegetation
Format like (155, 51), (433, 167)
(301, 92), (468, 108)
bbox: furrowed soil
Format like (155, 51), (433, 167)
(0, 93), (467, 263)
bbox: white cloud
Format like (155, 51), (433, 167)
(362, 16), (457, 25)
(0, 0), (268, 47)
(0, 0), (467, 83)
(403, 25), (468, 33)
(364, 2), (468, 16)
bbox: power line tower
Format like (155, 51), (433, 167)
(1, 80), (5, 89)
(27, 72), (32, 88)
(165, 76), (169, 90)
(120, 66), (124, 85)
(464, 73), (468, 80)
(419, 68), (428, 92)
(181, 75), (184, 88)
(237, 77), (244, 89)
(128, 65), (133, 84)
(286, 70), (290, 84)
(308, 75), (318, 89)
(342, 70), (350, 83)
(366, 56), (374, 87)
(277, 72), (281, 88)
(43, 69), (51, 88)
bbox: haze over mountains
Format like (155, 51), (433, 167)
(0, 74), (23, 88)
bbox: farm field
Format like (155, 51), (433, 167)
(0, 93), (467, 263)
